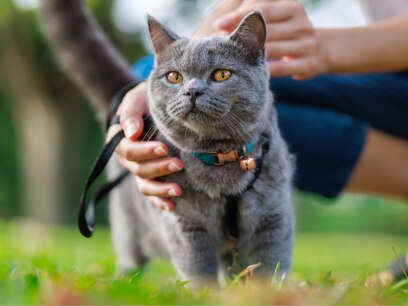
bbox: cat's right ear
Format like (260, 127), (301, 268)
(147, 15), (179, 62)
(229, 11), (267, 61)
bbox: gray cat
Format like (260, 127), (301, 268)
(108, 12), (294, 288)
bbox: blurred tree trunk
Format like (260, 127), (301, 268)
(1, 31), (63, 222)
(0, 4), (93, 223)
(0, 1), (144, 223)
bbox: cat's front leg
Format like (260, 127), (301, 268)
(108, 168), (149, 276)
(166, 224), (219, 289)
(241, 211), (294, 281)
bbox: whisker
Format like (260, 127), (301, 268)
(225, 113), (250, 143)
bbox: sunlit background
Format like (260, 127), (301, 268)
(0, 0), (407, 236)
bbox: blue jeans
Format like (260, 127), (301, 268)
(132, 56), (408, 198)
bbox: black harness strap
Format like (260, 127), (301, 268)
(224, 195), (240, 240)
(245, 137), (270, 192)
(223, 134), (270, 240)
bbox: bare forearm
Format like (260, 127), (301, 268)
(320, 15), (408, 74)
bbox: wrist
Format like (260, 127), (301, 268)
(315, 29), (336, 74)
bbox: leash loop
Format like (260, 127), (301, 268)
(78, 129), (127, 237)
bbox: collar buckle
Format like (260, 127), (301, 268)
(216, 150), (239, 165)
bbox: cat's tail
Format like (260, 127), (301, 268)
(40, 0), (135, 120)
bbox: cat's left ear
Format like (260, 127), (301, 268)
(229, 11), (267, 61)
(147, 15), (180, 62)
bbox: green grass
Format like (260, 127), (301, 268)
(0, 219), (407, 305)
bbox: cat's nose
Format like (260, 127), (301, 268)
(184, 88), (203, 104)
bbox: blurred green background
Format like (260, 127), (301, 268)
(0, 0), (407, 235)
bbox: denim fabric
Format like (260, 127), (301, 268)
(131, 55), (408, 198)
(275, 103), (366, 198)
(270, 74), (408, 141)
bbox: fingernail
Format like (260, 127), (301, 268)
(168, 189), (178, 196)
(153, 146), (167, 157)
(124, 120), (138, 138)
(166, 203), (176, 212)
(168, 162), (182, 172)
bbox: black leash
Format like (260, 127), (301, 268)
(78, 114), (155, 238)
(78, 128), (128, 237)
(78, 82), (141, 238)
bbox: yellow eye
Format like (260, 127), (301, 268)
(167, 71), (183, 84)
(213, 69), (232, 82)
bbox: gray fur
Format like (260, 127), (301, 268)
(110, 12), (294, 288)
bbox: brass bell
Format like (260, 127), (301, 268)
(240, 157), (256, 172)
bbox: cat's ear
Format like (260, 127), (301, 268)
(147, 15), (179, 61)
(229, 11), (266, 60)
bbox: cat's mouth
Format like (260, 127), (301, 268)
(157, 106), (253, 152)
(174, 109), (225, 138)
(185, 108), (213, 121)
(163, 102), (249, 144)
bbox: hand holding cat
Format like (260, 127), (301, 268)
(106, 82), (183, 211)
(214, 0), (328, 80)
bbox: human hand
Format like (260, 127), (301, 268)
(214, 0), (328, 80)
(106, 82), (184, 212)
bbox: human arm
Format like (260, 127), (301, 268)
(318, 15), (408, 74)
(212, 0), (408, 79)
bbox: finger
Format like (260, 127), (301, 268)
(266, 38), (316, 59)
(268, 57), (318, 78)
(119, 82), (148, 140)
(245, 0), (304, 21)
(213, 10), (246, 32)
(147, 196), (176, 212)
(106, 123), (123, 143)
(116, 138), (168, 162)
(126, 157), (184, 180)
(136, 177), (182, 198)
(266, 22), (313, 41)
(214, 2), (293, 32)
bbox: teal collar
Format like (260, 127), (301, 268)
(192, 142), (253, 166)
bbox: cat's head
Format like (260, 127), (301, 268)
(147, 12), (271, 152)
